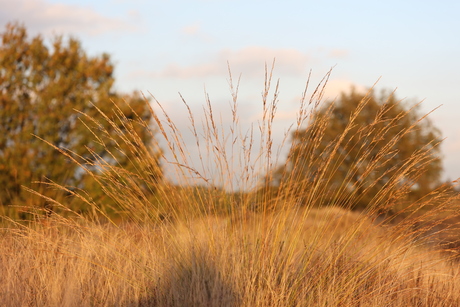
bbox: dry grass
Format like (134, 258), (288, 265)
(1, 65), (460, 306)
(2, 208), (460, 306)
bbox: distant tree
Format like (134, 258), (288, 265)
(0, 23), (162, 216)
(273, 88), (443, 210)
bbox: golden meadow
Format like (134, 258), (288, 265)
(1, 67), (460, 306)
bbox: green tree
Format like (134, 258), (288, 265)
(0, 23), (162, 217)
(275, 88), (442, 210)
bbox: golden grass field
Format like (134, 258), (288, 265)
(1, 69), (460, 306)
(2, 205), (460, 306)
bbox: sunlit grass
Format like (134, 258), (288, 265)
(1, 66), (459, 306)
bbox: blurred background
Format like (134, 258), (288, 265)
(1, 0), (459, 181)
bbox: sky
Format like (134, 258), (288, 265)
(1, 0), (459, 186)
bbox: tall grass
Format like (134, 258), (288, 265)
(1, 65), (459, 306)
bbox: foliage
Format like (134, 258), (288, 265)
(274, 88), (443, 210)
(0, 23), (162, 217)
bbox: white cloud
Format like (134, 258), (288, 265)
(222, 47), (310, 76)
(150, 46), (310, 79)
(248, 78), (366, 123)
(328, 49), (349, 59)
(323, 79), (366, 100)
(0, 0), (140, 36)
(181, 22), (213, 42)
(182, 23), (200, 36)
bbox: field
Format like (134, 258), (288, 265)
(1, 71), (460, 306)
(1, 206), (460, 306)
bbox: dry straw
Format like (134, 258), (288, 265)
(1, 64), (459, 306)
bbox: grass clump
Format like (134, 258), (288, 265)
(1, 65), (459, 306)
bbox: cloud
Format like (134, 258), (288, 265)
(323, 79), (366, 99)
(289, 79), (366, 104)
(149, 46), (310, 79)
(0, 0), (140, 36)
(222, 47), (310, 76)
(182, 23), (201, 36)
(181, 22), (213, 42)
(328, 49), (349, 59)
(247, 78), (366, 123)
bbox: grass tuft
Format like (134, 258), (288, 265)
(1, 67), (460, 306)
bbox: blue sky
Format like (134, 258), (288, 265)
(1, 0), (459, 184)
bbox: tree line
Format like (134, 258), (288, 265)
(0, 23), (444, 219)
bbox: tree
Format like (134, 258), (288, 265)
(0, 23), (162, 217)
(274, 88), (442, 210)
